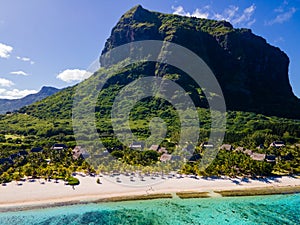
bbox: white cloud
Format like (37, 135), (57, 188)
(266, 7), (296, 25)
(0, 43), (13, 59)
(172, 4), (256, 27)
(0, 88), (37, 99)
(16, 56), (29, 61)
(16, 56), (35, 65)
(274, 37), (285, 43)
(232, 4), (256, 26)
(10, 71), (29, 76)
(191, 8), (209, 19)
(214, 5), (239, 21)
(172, 5), (185, 15)
(274, 0), (289, 13)
(172, 5), (209, 19)
(56, 69), (92, 83)
(0, 78), (14, 87)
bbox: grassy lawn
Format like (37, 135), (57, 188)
(5, 134), (25, 140)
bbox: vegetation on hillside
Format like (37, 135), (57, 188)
(1, 5), (300, 182)
(0, 64), (299, 182)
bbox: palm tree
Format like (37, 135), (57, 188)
(12, 171), (22, 185)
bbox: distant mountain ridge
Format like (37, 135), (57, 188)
(0, 86), (60, 114)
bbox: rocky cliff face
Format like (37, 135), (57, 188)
(100, 5), (300, 118)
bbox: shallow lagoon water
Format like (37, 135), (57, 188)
(0, 193), (299, 225)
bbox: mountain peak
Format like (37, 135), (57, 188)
(41, 86), (52, 89)
(40, 86), (59, 91)
(124, 4), (146, 16)
(120, 4), (157, 23)
(130, 4), (144, 12)
(100, 5), (300, 118)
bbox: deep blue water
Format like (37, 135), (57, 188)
(0, 194), (299, 225)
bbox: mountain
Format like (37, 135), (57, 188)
(1, 5), (300, 178)
(100, 5), (300, 119)
(0, 86), (60, 114)
(18, 5), (300, 120)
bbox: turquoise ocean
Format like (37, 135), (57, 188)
(0, 193), (299, 225)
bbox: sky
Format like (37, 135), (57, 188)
(0, 0), (299, 99)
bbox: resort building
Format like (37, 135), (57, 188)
(220, 144), (233, 151)
(235, 147), (245, 152)
(265, 155), (276, 163)
(18, 150), (28, 156)
(269, 141), (285, 148)
(30, 147), (43, 153)
(129, 142), (144, 150)
(72, 146), (90, 160)
(243, 149), (253, 156)
(51, 143), (68, 150)
(158, 147), (168, 154)
(160, 153), (172, 162)
(250, 153), (266, 161)
(201, 142), (214, 148)
(149, 145), (159, 151)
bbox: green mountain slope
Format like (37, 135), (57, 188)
(19, 86), (74, 120)
(0, 5), (300, 179)
(101, 5), (300, 119)
(19, 5), (300, 120)
(7, 4), (300, 155)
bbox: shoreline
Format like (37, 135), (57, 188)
(0, 175), (299, 212)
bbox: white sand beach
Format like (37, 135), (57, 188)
(0, 174), (299, 209)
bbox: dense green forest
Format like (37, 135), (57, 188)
(0, 63), (299, 183)
(1, 5), (300, 182)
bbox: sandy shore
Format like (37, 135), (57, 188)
(0, 174), (299, 211)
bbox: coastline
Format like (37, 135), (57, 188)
(0, 175), (299, 212)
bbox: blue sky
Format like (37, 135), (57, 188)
(0, 0), (299, 99)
